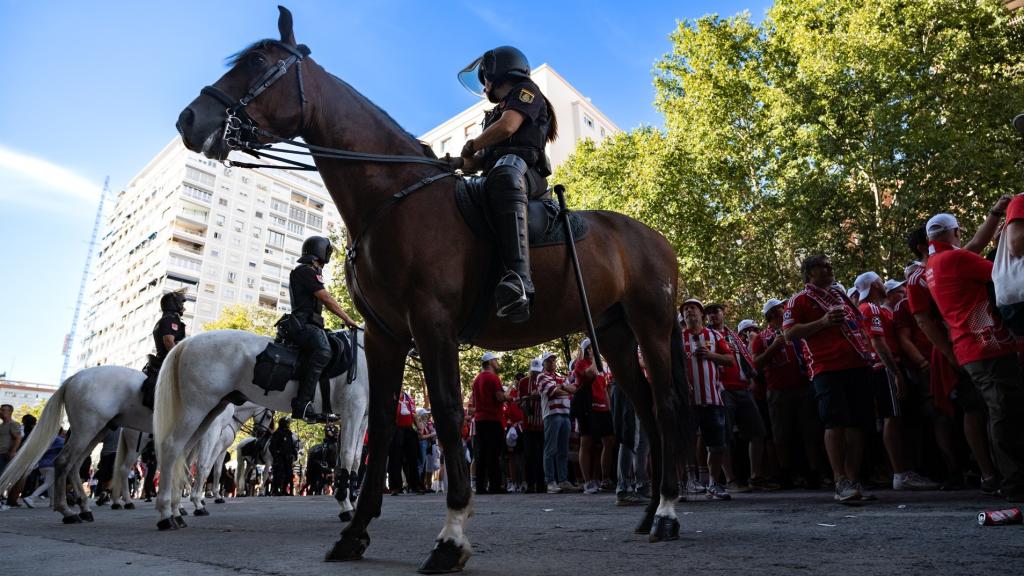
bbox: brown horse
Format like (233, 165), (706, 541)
(176, 6), (688, 573)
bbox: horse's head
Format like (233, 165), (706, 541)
(176, 6), (310, 160)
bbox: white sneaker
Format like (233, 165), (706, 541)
(583, 481), (600, 495)
(894, 472), (940, 491)
(558, 481), (580, 492)
(547, 482), (562, 494)
(685, 477), (706, 494)
(22, 496), (35, 508)
(0, 504), (9, 511)
(706, 482), (732, 501)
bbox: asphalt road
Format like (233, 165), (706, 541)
(1, 489), (1021, 576)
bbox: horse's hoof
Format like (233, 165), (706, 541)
(648, 515), (680, 543)
(62, 514), (83, 525)
(418, 539), (471, 574)
(325, 533), (370, 562)
(124, 502), (136, 510)
(634, 511), (655, 535)
(194, 508), (210, 517)
(338, 511), (353, 522)
(78, 511), (95, 523)
(111, 503), (122, 510)
(157, 518), (177, 531)
(214, 498), (225, 504)
(178, 507), (188, 516)
(173, 516), (187, 528)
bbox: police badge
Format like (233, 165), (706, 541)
(518, 88), (535, 104)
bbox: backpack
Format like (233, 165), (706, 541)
(252, 342), (300, 393)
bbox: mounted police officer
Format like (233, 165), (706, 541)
(452, 46), (559, 323)
(288, 235), (359, 421)
(142, 291), (187, 409)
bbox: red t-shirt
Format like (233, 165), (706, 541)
(395, 392), (416, 428)
(926, 241), (1018, 365)
(573, 358), (611, 412)
(893, 296), (932, 360)
(516, 376), (543, 431)
(472, 371), (504, 422)
(1009, 194), (1024, 226)
(717, 330), (748, 391)
(859, 302), (901, 367)
(784, 289), (871, 378)
(750, 327), (809, 390)
(681, 327), (730, 406)
(503, 385), (524, 428)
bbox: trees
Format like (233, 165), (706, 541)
(202, 304), (279, 336)
(555, 0), (1023, 322)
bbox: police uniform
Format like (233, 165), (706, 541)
(288, 240), (334, 420)
(142, 293), (186, 409)
(480, 77), (552, 198)
(153, 312), (186, 359)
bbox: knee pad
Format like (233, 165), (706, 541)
(485, 154), (528, 202)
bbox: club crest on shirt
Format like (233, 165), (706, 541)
(518, 88), (535, 103)
(170, 323), (178, 330)
(871, 316), (882, 327)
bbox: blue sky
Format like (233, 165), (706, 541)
(0, 0), (771, 384)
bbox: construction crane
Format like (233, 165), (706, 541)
(60, 176), (109, 383)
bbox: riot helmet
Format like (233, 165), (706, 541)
(298, 235), (333, 265)
(458, 46), (530, 98)
(160, 291), (186, 315)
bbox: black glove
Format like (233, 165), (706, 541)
(461, 139), (476, 158)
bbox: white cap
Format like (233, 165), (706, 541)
(833, 282), (846, 293)
(854, 271), (882, 301)
(846, 286), (858, 299)
(580, 338), (591, 352)
(415, 407), (430, 417)
(737, 319), (758, 333)
(884, 279), (906, 294)
(926, 213), (959, 238)
(761, 298), (784, 316)
(481, 351), (499, 363)
(541, 351), (558, 363)
(529, 357), (543, 372)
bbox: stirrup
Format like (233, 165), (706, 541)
(297, 402), (339, 424)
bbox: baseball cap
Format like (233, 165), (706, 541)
(737, 319), (758, 333)
(481, 351), (499, 363)
(541, 351), (557, 363)
(926, 213), (959, 239)
(761, 298), (784, 316)
(529, 357), (543, 372)
(846, 286), (858, 299)
(854, 271), (882, 301)
(580, 338), (591, 352)
(884, 279), (906, 294)
(705, 302), (726, 313)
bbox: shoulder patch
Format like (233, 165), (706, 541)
(315, 275), (323, 283)
(518, 88), (535, 104)
(170, 323), (179, 330)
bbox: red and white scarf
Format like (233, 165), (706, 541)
(803, 283), (874, 362)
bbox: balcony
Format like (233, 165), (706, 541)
(176, 207), (209, 227)
(169, 239), (204, 257)
(172, 226), (206, 244)
(181, 183), (213, 204)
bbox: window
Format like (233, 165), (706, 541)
(268, 230), (285, 247)
(226, 271), (237, 284)
(224, 287), (236, 298)
(233, 220), (245, 233)
(246, 277), (256, 289)
(241, 176), (250, 184)
(287, 221), (304, 235)
(252, 226), (262, 239)
(203, 283), (216, 294)
(232, 237), (242, 247)
(289, 206), (307, 222)
(213, 231), (222, 240)
(440, 137), (451, 155)
(185, 166), (215, 187)
(583, 114), (595, 129)
(600, 127), (606, 138)
(218, 198), (229, 207)
(215, 214), (225, 226)
(263, 262), (281, 277)
(181, 183), (212, 203)
(269, 214), (287, 227)
(248, 261), (257, 269)
(210, 249), (220, 258)
(307, 213), (323, 230)
(255, 211), (264, 219)
(465, 123), (481, 139)
(271, 198), (288, 213)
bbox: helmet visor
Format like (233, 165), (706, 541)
(457, 56), (486, 97)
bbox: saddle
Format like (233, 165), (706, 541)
(251, 326), (358, 414)
(453, 177), (590, 343)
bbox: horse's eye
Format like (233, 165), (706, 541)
(250, 54), (267, 67)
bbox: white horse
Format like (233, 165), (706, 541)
(235, 431), (274, 497)
(153, 329), (368, 530)
(110, 402), (273, 515)
(0, 366), (151, 523)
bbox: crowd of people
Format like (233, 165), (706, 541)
(394, 195), (1024, 507)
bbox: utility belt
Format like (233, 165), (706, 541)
(486, 147), (551, 177)
(276, 312), (322, 343)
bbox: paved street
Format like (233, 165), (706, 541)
(1, 490), (1021, 576)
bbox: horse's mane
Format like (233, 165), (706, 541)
(226, 39), (436, 159)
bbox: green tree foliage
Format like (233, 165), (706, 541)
(556, 0), (1024, 324)
(203, 304), (279, 336)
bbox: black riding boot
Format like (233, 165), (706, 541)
(486, 155), (535, 323)
(292, 327), (332, 421)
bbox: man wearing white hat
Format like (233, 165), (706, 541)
(472, 352), (507, 494)
(882, 279), (905, 312)
(854, 271), (938, 491)
(516, 357), (546, 493)
(926, 207), (1024, 502)
(537, 352), (577, 493)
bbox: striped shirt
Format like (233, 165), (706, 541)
(537, 370), (570, 418)
(681, 327), (730, 406)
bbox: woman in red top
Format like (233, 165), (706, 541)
(574, 339), (616, 494)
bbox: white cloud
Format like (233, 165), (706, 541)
(0, 144), (103, 208)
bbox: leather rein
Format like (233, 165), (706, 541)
(200, 44), (454, 344)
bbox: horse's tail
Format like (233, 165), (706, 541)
(0, 377), (67, 493)
(153, 339), (186, 465)
(669, 321), (691, 432)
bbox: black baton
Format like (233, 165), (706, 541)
(553, 185), (604, 373)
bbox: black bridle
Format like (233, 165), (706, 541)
(199, 43), (450, 171)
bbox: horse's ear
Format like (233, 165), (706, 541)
(278, 5), (297, 46)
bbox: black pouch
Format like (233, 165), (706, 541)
(276, 314), (304, 344)
(253, 342), (299, 393)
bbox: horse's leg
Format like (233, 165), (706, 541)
(112, 429), (140, 510)
(631, 316), (684, 542)
(155, 411), (210, 530)
(334, 370), (369, 522)
(326, 331), (408, 562)
(410, 330), (473, 573)
(596, 319), (665, 537)
(51, 428), (93, 522)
